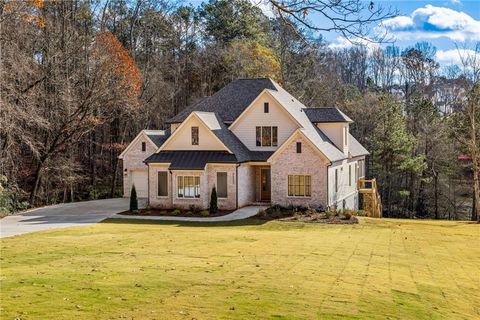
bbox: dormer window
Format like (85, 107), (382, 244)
(296, 142), (302, 153)
(141, 142), (146, 152)
(264, 102), (269, 113)
(191, 126), (199, 145)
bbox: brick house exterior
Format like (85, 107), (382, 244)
(120, 78), (369, 210)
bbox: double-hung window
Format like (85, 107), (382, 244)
(177, 176), (200, 198)
(288, 175), (311, 197)
(256, 126), (278, 147)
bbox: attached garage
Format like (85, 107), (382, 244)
(130, 170), (148, 198)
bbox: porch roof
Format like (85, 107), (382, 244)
(144, 151), (237, 170)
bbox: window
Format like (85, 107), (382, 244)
(358, 160), (365, 178)
(141, 142), (146, 152)
(288, 175), (311, 197)
(264, 102), (269, 113)
(349, 165), (352, 186)
(335, 169), (338, 193)
(191, 126), (199, 145)
(256, 126), (278, 147)
(217, 172), (228, 198)
(296, 142), (302, 153)
(262, 126), (271, 146)
(177, 176), (200, 198)
(158, 171), (168, 197)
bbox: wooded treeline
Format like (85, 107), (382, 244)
(1, 0), (479, 220)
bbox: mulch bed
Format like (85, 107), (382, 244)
(256, 210), (359, 224)
(118, 208), (235, 218)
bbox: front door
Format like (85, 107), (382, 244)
(260, 168), (271, 201)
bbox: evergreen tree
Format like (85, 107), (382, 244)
(130, 184), (138, 213)
(210, 186), (218, 213)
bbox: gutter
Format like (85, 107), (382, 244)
(147, 164), (150, 208)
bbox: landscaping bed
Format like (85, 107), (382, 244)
(118, 207), (234, 218)
(256, 205), (362, 224)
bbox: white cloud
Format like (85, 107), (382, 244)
(436, 48), (477, 66)
(380, 5), (480, 41)
(328, 37), (380, 53)
(450, 0), (461, 4)
(250, 0), (275, 18)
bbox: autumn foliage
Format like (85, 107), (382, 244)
(93, 32), (141, 99)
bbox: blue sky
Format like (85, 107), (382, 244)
(187, 0), (480, 66)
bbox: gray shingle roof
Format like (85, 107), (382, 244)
(166, 78), (277, 123)
(349, 134), (369, 157)
(303, 108), (353, 123)
(145, 129), (170, 147)
(144, 151), (237, 169)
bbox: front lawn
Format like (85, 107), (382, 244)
(1, 218), (478, 319)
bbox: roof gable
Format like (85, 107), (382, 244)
(118, 130), (166, 159)
(166, 78), (277, 123)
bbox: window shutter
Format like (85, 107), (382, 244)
(158, 172), (168, 196)
(217, 172), (228, 198)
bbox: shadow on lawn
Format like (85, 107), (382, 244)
(101, 217), (269, 227)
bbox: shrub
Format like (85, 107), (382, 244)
(356, 210), (366, 217)
(200, 210), (210, 217)
(189, 204), (201, 214)
(344, 211), (352, 220)
(171, 209), (181, 215)
(129, 185), (138, 213)
(159, 210), (168, 215)
(210, 187), (218, 213)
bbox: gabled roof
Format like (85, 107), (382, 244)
(145, 129), (170, 147)
(166, 78), (277, 123)
(303, 107), (353, 123)
(349, 134), (369, 157)
(118, 129), (168, 159)
(266, 82), (347, 162)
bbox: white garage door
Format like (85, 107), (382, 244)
(131, 170), (148, 198)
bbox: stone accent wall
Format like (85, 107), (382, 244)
(237, 164), (255, 207)
(122, 136), (157, 197)
(271, 134), (329, 209)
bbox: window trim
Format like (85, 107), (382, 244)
(157, 171), (169, 198)
(141, 141), (146, 152)
(287, 174), (312, 197)
(191, 126), (199, 145)
(255, 126), (278, 147)
(176, 175), (201, 199)
(216, 172), (228, 199)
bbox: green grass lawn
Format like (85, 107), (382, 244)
(1, 218), (479, 319)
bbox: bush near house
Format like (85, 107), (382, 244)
(129, 184), (138, 213)
(210, 187), (218, 214)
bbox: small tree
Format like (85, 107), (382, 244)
(130, 184), (138, 213)
(210, 186), (218, 214)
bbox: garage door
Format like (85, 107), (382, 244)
(131, 170), (148, 197)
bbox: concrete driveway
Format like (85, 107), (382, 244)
(0, 198), (142, 238)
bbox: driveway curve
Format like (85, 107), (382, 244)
(0, 198), (136, 238)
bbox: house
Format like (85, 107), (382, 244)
(119, 78), (369, 211)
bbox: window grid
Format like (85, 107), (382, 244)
(177, 176), (200, 198)
(288, 175), (311, 197)
(191, 126), (199, 145)
(141, 142), (146, 152)
(256, 126), (278, 147)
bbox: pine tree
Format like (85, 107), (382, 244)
(130, 184), (138, 213)
(210, 187), (218, 214)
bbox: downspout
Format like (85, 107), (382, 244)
(147, 163), (150, 208)
(236, 163), (239, 209)
(326, 162), (331, 210)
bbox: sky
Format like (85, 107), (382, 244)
(187, 0), (480, 67)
